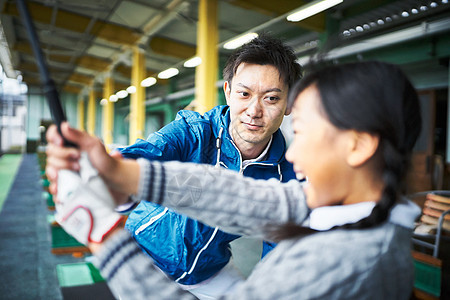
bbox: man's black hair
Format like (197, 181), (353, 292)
(223, 33), (303, 89)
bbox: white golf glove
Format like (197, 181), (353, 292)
(55, 152), (123, 245)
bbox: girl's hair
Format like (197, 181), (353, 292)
(272, 61), (422, 241)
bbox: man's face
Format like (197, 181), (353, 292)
(224, 63), (289, 156)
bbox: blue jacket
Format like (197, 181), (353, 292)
(120, 105), (295, 285)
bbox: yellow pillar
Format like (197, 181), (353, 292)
(77, 96), (85, 131)
(87, 89), (96, 135)
(195, 0), (218, 114)
(130, 47), (145, 144)
(102, 77), (114, 147)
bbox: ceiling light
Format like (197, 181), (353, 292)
(430, 2), (438, 8)
(411, 8), (419, 14)
(286, 0), (343, 22)
(184, 56), (202, 68)
(377, 19), (385, 25)
(141, 77), (157, 87)
(158, 68), (179, 79)
(223, 33), (258, 50)
(116, 90), (128, 99)
(100, 98), (108, 105)
(126, 85), (136, 94)
(369, 22), (377, 27)
(385, 17), (392, 22)
(401, 11), (409, 17)
(420, 5), (428, 11)
(109, 94), (118, 102)
(442, 0), (448, 4)
(363, 24), (370, 30)
(356, 26), (363, 32)
(342, 30), (350, 36)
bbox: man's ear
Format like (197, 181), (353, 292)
(223, 81), (231, 105)
(347, 131), (379, 167)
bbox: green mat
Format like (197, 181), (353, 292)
(413, 259), (441, 297)
(57, 262), (105, 287)
(0, 154), (22, 212)
(51, 225), (89, 254)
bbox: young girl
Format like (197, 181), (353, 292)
(47, 61), (422, 299)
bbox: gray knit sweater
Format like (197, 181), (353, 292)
(95, 160), (420, 300)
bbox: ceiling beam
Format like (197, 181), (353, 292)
(77, 56), (111, 72)
(68, 73), (94, 85)
(14, 41), (113, 72)
(14, 41), (72, 63)
(3, 1), (141, 45)
(230, 0), (325, 32)
(18, 61), (70, 74)
(63, 84), (83, 94)
(115, 64), (157, 79)
(149, 36), (196, 59)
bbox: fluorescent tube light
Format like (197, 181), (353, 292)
(286, 0), (343, 22)
(184, 56), (202, 68)
(126, 85), (136, 94)
(158, 68), (179, 79)
(116, 90), (128, 99)
(109, 94), (118, 102)
(223, 33), (258, 50)
(100, 98), (108, 105)
(141, 77), (157, 87)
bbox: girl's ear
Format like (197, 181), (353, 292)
(223, 81), (231, 105)
(347, 131), (379, 167)
(284, 105), (292, 116)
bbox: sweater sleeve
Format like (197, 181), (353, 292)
(95, 229), (197, 300)
(135, 159), (310, 238)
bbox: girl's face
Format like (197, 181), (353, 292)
(285, 85), (353, 209)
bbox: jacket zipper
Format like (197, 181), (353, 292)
(175, 227), (219, 283)
(229, 138), (281, 180)
(135, 207), (169, 235)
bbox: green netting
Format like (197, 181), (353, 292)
(413, 260), (441, 297)
(56, 262), (105, 287)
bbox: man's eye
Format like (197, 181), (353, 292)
(266, 96), (279, 102)
(238, 91), (249, 97)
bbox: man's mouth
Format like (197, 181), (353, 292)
(242, 122), (263, 130)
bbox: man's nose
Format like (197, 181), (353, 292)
(246, 97), (263, 118)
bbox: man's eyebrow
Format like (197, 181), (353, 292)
(236, 83), (282, 93)
(236, 83), (252, 90)
(264, 88), (282, 93)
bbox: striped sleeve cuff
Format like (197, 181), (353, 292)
(136, 159), (166, 206)
(95, 230), (140, 281)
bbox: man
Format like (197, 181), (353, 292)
(48, 34), (302, 299)
(117, 35), (302, 298)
